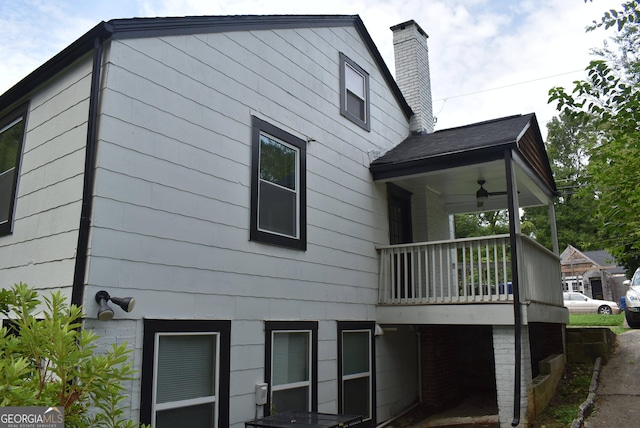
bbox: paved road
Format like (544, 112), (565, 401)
(584, 329), (640, 427)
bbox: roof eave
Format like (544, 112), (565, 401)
(1, 15), (414, 122)
(0, 21), (114, 113)
(370, 143), (514, 181)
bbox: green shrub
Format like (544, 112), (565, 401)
(0, 283), (146, 428)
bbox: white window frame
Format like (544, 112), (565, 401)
(257, 132), (300, 239)
(270, 329), (313, 412)
(151, 332), (220, 428)
(339, 53), (370, 131)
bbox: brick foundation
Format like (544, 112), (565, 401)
(419, 325), (458, 409)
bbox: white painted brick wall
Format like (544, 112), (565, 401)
(493, 325), (533, 427)
(84, 319), (140, 421)
(392, 21), (434, 134)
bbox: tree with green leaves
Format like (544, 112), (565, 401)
(0, 283), (145, 428)
(549, 0), (640, 272)
(455, 210), (510, 238)
(521, 111), (601, 252)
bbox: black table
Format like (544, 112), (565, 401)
(245, 411), (363, 427)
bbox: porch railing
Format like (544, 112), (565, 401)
(377, 234), (561, 306)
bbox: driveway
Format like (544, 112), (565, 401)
(584, 329), (640, 427)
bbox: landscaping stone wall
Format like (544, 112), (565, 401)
(566, 327), (616, 363)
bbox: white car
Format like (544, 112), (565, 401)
(624, 268), (640, 328)
(563, 292), (621, 315)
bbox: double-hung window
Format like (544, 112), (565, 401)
(338, 322), (375, 426)
(265, 321), (317, 414)
(340, 53), (370, 131)
(141, 320), (230, 428)
(0, 106), (27, 236)
(250, 116), (306, 250)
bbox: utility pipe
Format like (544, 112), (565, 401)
(505, 150), (522, 427)
(71, 36), (105, 307)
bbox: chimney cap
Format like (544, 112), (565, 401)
(390, 20), (428, 38)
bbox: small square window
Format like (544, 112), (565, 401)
(340, 53), (370, 131)
(250, 116), (306, 250)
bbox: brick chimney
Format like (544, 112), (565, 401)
(391, 20), (434, 134)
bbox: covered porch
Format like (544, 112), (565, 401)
(370, 113), (568, 426)
(370, 113), (567, 326)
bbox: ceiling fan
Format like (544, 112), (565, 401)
(475, 180), (508, 208)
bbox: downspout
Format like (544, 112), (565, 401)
(71, 36), (105, 307)
(505, 150), (522, 427)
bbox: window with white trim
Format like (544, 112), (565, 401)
(265, 321), (317, 414)
(141, 320), (230, 428)
(0, 106), (27, 236)
(340, 53), (370, 131)
(250, 116), (307, 250)
(338, 321), (375, 426)
(153, 333), (219, 428)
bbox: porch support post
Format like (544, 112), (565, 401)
(505, 150), (522, 426)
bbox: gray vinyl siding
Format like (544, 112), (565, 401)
(90, 28), (407, 311)
(0, 55), (91, 295)
(1, 25), (411, 426)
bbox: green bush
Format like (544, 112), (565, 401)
(0, 283), (146, 428)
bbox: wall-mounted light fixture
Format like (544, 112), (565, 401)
(95, 290), (136, 321)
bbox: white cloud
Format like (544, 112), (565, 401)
(0, 0), (97, 90)
(0, 0), (624, 136)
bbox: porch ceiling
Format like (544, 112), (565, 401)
(388, 159), (549, 215)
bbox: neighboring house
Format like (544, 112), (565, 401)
(0, 15), (566, 428)
(561, 245), (627, 302)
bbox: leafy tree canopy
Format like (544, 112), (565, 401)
(548, 0), (640, 273)
(522, 112), (601, 252)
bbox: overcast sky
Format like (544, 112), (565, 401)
(0, 0), (622, 134)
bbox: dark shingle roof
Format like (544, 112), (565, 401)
(369, 112), (557, 195)
(371, 113), (534, 166)
(583, 250), (627, 275)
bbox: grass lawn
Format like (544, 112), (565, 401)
(569, 313), (627, 334)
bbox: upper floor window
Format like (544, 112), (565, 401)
(340, 53), (370, 131)
(250, 116), (307, 250)
(0, 107), (27, 236)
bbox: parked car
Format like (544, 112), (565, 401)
(563, 292), (622, 315)
(624, 268), (640, 328)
